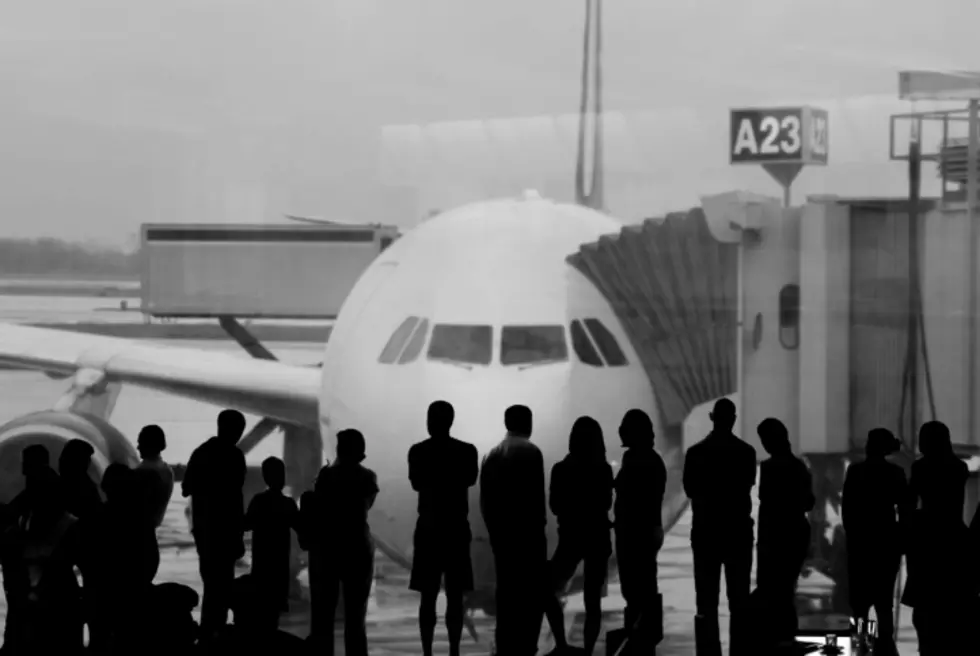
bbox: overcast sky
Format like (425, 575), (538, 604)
(1, 0), (976, 246)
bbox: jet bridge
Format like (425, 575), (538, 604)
(571, 190), (980, 625)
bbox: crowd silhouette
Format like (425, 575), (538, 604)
(0, 398), (978, 655)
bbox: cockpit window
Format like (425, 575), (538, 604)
(570, 320), (603, 367)
(397, 319), (429, 364)
(378, 316), (419, 364)
(427, 324), (493, 366)
(501, 325), (568, 366)
(583, 318), (628, 366)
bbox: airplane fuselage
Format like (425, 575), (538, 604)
(317, 195), (662, 607)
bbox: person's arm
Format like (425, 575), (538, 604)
(841, 467), (856, 535)
(234, 449), (247, 491)
(747, 446), (758, 489)
(532, 447), (547, 528)
(364, 471), (380, 511)
(548, 462), (564, 519)
(465, 444), (479, 489)
(408, 445), (422, 492)
(682, 447), (698, 501)
(602, 463), (615, 515)
(479, 453), (495, 532)
(286, 498), (300, 533)
(181, 449), (198, 498)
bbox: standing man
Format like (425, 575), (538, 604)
(408, 400), (479, 656)
(682, 398), (756, 656)
(479, 405), (548, 656)
(181, 409), (248, 634)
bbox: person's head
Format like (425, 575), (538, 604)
(710, 398), (737, 433)
(59, 438), (95, 477)
(918, 421), (952, 457)
(101, 463), (134, 502)
(568, 416), (606, 460)
(262, 456), (286, 491)
(217, 409), (247, 444)
(866, 428), (897, 459)
(336, 429), (366, 464)
(757, 418), (791, 457)
(427, 400), (455, 438)
(21, 444), (50, 479)
(619, 409), (655, 450)
(504, 405), (532, 438)
(137, 424), (167, 459)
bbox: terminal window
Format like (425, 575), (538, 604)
(500, 325), (569, 366)
(427, 324), (493, 366)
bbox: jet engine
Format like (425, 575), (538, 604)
(0, 409), (139, 504)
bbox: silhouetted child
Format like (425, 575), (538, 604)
(135, 424), (175, 529)
(754, 418), (814, 648)
(202, 574), (306, 656)
(613, 409), (667, 653)
(682, 398), (756, 656)
(244, 456), (300, 631)
(542, 415), (615, 656)
(57, 439), (103, 522)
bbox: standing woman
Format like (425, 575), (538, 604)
(755, 418), (814, 647)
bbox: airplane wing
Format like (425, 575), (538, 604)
(0, 323), (322, 428)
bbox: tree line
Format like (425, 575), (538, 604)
(0, 238), (139, 278)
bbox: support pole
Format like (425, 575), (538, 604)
(968, 100), (979, 445)
(908, 135), (921, 449)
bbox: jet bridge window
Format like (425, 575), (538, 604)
(378, 316), (420, 364)
(583, 318), (628, 367)
(570, 320), (604, 367)
(428, 325), (493, 366)
(500, 325), (569, 366)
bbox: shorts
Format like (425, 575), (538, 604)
(409, 532), (474, 595)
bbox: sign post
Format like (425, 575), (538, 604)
(729, 106), (829, 207)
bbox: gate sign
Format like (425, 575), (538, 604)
(729, 106), (828, 165)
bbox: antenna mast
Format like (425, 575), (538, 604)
(575, 0), (605, 210)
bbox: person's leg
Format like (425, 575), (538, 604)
(582, 547), (611, 656)
(197, 548), (221, 633)
(544, 538), (581, 651)
(418, 589), (439, 656)
(341, 546), (375, 656)
(723, 529), (754, 656)
(444, 539), (473, 656)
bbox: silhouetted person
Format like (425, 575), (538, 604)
(140, 582), (201, 656)
(16, 465), (84, 654)
(135, 424), (174, 529)
(754, 418), (814, 647)
(181, 409), (248, 634)
(903, 421), (971, 654)
(540, 416), (614, 656)
(613, 409), (667, 652)
(1, 444), (56, 651)
(480, 404), (548, 656)
(202, 574), (307, 656)
(79, 463), (159, 653)
(58, 439), (103, 522)
(682, 398), (756, 656)
(408, 400), (479, 656)
(244, 456), (300, 631)
(841, 428), (906, 653)
(309, 429), (379, 656)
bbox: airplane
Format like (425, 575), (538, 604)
(0, 0), (691, 634)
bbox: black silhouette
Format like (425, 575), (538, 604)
(841, 428), (906, 653)
(308, 428), (379, 656)
(541, 416), (613, 656)
(408, 400), (479, 656)
(141, 582), (201, 656)
(201, 574), (307, 656)
(244, 456), (300, 632)
(479, 404), (548, 656)
(682, 398), (756, 656)
(135, 424), (175, 529)
(902, 421), (971, 654)
(57, 439), (103, 522)
(181, 409), (248, 634)
(613, 409), (668, 652)
(754, 418), (814, 648)
(78, 463), (159, 653)
(13, 464), (84, 653)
